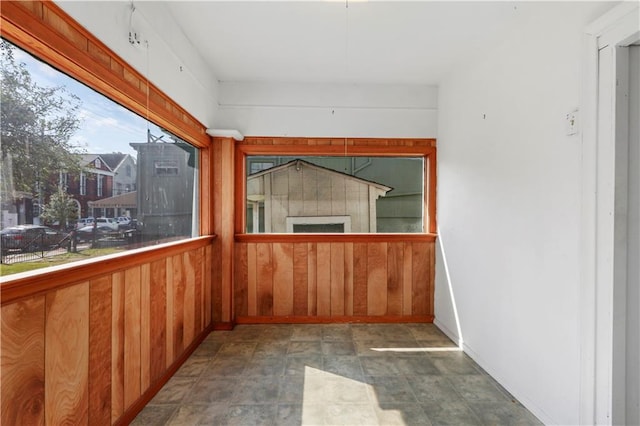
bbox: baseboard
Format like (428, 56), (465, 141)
(235, 315), (434, 324)
(213, 322), (235, 331)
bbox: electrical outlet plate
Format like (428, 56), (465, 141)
(566, 109), (579, 135)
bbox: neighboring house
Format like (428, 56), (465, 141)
(58, 154), (114, 219)
(99, 153), (137, 196)
(87, 191), (137, 219)
(130, 141), (196, 238)
(246, 159), (392, 233)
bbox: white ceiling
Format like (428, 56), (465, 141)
(164, 1), (551, 85)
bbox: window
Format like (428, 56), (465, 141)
(242, 151), (433, 234)
(79, 173), (87, 196)
(0, 39), (200, 275)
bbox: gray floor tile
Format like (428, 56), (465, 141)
(374, 403), (433, 426)
(421, 400), (483, 426)
(467, 401), (543, 426)
(131, 404), (177, 425)
(365, 375), (417, 404)
(134, 324), (540, 426)
(225, 404), (277, 426)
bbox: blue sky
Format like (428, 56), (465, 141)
(12, 44), (169, 159)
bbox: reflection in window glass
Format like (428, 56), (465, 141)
(0, 39), (198, 275)
(245, 156), (424, 233)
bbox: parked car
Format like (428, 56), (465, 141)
(1, 225), (64, 253)
(76, 217), (95, 229)
(76, 225), (114, 242)
(116, 216), (131, 225)
(95, 217), (119, 231)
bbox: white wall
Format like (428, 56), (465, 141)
(55, 1), (220, 128)
(435, 2), (613, 425)
(216, 82), (437, 137)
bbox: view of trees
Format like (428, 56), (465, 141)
(0, 40), (84, 198)
(40, 188), (78, 228)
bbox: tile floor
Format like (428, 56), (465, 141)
(132, 323), (541, 425)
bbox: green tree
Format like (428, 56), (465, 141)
(0, 39), (83, 198)
(40, 187), (78, 228)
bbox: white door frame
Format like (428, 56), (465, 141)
(580, 3), (639, 425)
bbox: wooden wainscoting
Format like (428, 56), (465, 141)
(234, 235), (435, 323)
(1, 239), (213, 425)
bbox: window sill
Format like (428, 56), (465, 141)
(235, 233), (437, 243)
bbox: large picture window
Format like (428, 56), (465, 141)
(0, 39), (199, 275)
(245, 156), (425, 233)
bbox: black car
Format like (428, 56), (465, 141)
(1, 225), (65, 254)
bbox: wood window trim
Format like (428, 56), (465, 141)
(0, 1), (215, 295)
(234, 137), (437, 238)
(0, 1), (209, 148)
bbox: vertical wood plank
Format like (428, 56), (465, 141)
(367, 242), (388, 315)
(140, 263), (151, 392)
(1, 297), (45, 426)
(194, 247), (203, 335)
(247, 243), (258, 316)
(330, 242), (345, 316)
(256, 243), (274, 316)
(316, 242), (331, 316)
(235, 243), (249, 317)
(111, 272), (125, 422)
(172, 254), (185, 358)
(211, 239), (222, 323)
(412, 242), (429, 315)
(89, 276), (112, 425)
(273, 242), (294, 316)
(387, 242), (404, 315)
(124, 266), (141, 409)
(403, 242), (413, 315)
(353, 243), (368, 316)
(293, 242), (309, 316)
(308, 242), (317, 316)
(204, 244), (212, 326)
(344, 242), (354, 316)
(183, 251), (196, 347)
(46, 283), (89, 425)
(166, 257), (174, 367)
(150, 259), (167, 384)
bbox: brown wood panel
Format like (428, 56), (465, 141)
(247, 243), (257, 316)
(204, 244), (212, 327)
(330, 243), (345, 316)
(256, 243), (274, 316)
(183, 251), (196, 347)
(172, 254), (186, 357)
(89, 276), (112, 426)
(293, 242), (309, 316)
(353, 242), (368, 316)
(367, 242), (388, 315)
(211, 239), (222, 323)
(111, 272), (125, 422)
(1, 297), (45, 426)
(387, 242), (404, 316)
(307, 242), (317, 316)
(402, 242), (413, 316)
(149, 259), (167, 384)
(316, 243), (331, 316)
(45, 283), (89, 425)
(194, 247), (203, 336)
(165, 257), (174, 367)
(411, 242), (429, 315)
(235, 243), (249, 317)
(344, 242), (354, 316)
(273, 242), (294, 316)
(124, 266), (141, 409)
(140, 263), (151, 392)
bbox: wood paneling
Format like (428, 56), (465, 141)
(1, 297), (45, 426)
(1, 243), (214, 426)
(89, 276), (112, 425)
(235, 239), (434, 321)
(45, 283), (89, 425)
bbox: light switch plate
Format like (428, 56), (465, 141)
(566, 109), (579, 135)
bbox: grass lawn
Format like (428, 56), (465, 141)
(1, 247), (124, 276)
